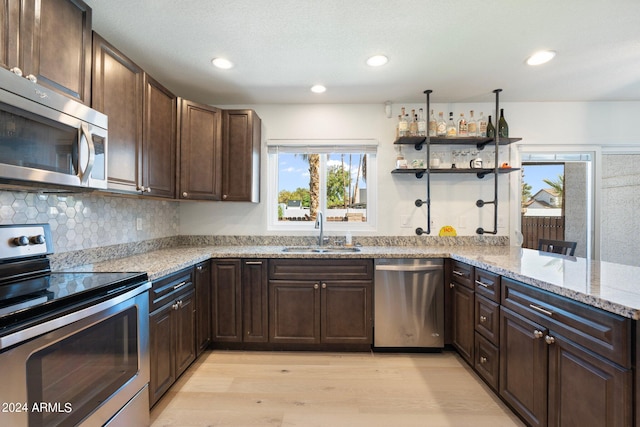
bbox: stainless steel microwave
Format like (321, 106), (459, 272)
(0, 67), (108, 190)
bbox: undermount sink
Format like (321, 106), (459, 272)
(282, 246), (361, 253)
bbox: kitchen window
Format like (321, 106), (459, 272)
(267, 139), (378, 232)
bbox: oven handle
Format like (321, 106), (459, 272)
(0, 281), (151, 351)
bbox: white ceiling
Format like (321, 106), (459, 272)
(85, 0), (640, 105)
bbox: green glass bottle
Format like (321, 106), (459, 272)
(498, 108), (509, 138)
(486, 115), (495, 138)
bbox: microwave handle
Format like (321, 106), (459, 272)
(79, 123), (95, 186)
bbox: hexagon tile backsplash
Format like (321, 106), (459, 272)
(0, 190), (179, 253)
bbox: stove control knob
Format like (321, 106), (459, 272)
(29, 234), (46, 245)
(13, 236), (29, 246)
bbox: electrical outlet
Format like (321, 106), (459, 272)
(136, 217), (143, 231)
(400, 215), (411, 228)
(458, 216), (468, 229)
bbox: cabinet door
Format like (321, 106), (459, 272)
(0, 0), (19, 70)
(451, 282), (475, 364)
(174, 290), (196, 378)
(499, 307), (548, 427)
(178, 99), (222, 200)
(548, 333), (632, 427)
(269, 280), (320, 344)
(21, 0), (92, 104)
(221, 110), (261, 202)
(149, 303), (175, 407)
(142, 73), (176, 198)
(92, 32), (143, 193)
(211, 259), (242, 342)
(194, 261), (211, 356)
(321, 280), (372, 344)
(242, 260), (268, 342)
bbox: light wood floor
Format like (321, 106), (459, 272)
(150, 350), (525, 427)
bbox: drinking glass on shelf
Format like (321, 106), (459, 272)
(482, 148), (496, 169)
(452, 150), (461, 169)
(430, 151), (442, 168)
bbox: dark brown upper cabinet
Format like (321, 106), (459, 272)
(92, 32), (176, 198)
(178, 99), (223, 201)
(221, 110), (261, 202)
(1, 0), (92, 104)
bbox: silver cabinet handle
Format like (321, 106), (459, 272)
(182, 192), (188, 198)
(449, 283), (455, 289)
(196, 266), (203, 271)
(314, 283), (319, 289)
(480, 356), (488, 364)
(245, 261), (263, 265)
(26, 74), (37, 83)
(475, 280), (490, 288)
(173, 281), (187, 290)
(545, 335), (556, 345)
(452, 270), (465, 277)
(322, 283), (327, 289)
(529, 304), (553, 317)
(10, 67), (23, 77)
(172, 303), (179, 310)
(479, 315), (487, 323)
(533, 330), (544, 339)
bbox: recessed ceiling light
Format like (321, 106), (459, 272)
(211, 57), (234, 69)
(366, 55), (388, 67)
(526, 50), (556, 66)
(310, 84), (326, 94)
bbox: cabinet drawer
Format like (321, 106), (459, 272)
(474, 332), (499, 391)
(474, 268), (500, 302)
(450, 260), (474, 289)
(502, 277), (631, 368)
(269, 259), (373, 280)
(475, 294), (500, 345)
(150, 268), (194, 312)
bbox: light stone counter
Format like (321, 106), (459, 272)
(66, 244), (640, 320)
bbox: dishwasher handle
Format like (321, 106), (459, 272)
(375, 264), (443, 272)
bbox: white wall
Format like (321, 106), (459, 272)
(179, 101), (640, 239)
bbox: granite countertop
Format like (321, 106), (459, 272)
(68, 244), (640, 320)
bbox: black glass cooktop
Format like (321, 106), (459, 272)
(0, 271), (148, 335)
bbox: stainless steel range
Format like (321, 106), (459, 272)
(0, 224), (151, 427)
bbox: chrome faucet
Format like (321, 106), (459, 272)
(314, 211), (325, 247)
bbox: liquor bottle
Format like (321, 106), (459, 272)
(428, 109), (437, 137)
(418, 108), (427, 137)
(486, 115), (495, 138)
(409, 109), (418, 136)
(446, 112), (457, 137)
(467, 110), (477, 137)
(398, 108), (408, 137)
(477, 112), (487, 137)
(498, 108), (509, 138)
(436, 112), (447, 136)
(457, 112), (468, 137)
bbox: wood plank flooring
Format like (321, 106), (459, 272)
(150, 350), (524, 427)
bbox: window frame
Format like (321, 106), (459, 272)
(266, 139), (378, 232)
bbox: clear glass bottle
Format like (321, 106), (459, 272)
(418, 108), (427, 137)
(446, 112), (457, 137)
(486, 115), (495, 138)
(427, 109), (436, 137)
(398, 107), (408, 137)
(498, 108), (509, 138)
(478, 111), (487, 137)
(409, 109), (418, 136)
(467, 110), (477, 137)
(457, 112), (468, 137)
(436, 112), (447, 137)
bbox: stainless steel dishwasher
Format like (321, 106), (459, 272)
(374, 258), (444, 348)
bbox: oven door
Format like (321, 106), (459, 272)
(0, 283), (150, 427)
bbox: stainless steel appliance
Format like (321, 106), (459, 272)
(374, 258), (444, 348)
(0, 67), (108, 190)
(0, 224), (150, 426)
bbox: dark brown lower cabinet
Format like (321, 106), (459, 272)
(195, 260), (211, 355)
(149, 288), (196, 407)
(268, 259), (373, 347)
(451, 281), (475, 364)
(500, 306), (632, 427)
(211, 259), (269, 344)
